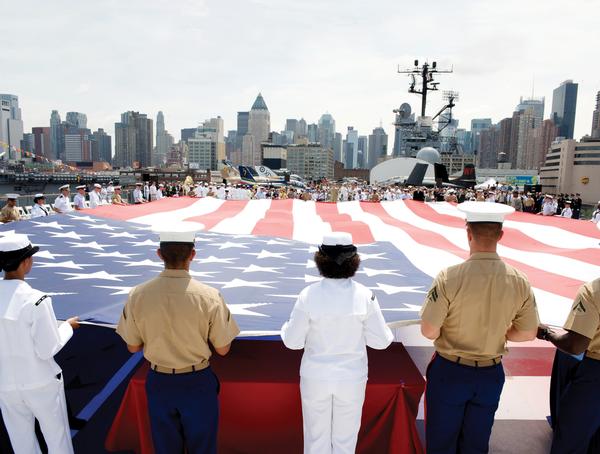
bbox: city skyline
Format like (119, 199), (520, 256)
(2, 0), (599, 151)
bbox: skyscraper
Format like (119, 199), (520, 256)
(64, 127), (92, 162)
(155, 111), (173, 166)
(357, 136), (368, 168)
(333, 132), (343, 162)
(551, 80), (578, 139)
(50, 110), (63, 160)
(0, 94), (24, 159)
(114, 111), (153, 168)
(470, 118), (492, 154)
(307, 124), (318, 143)
(247, 94), (270, 166)
(516, 97), (545, 127)
(66, 112), (88, 129)
(591, 91), (600, 139)
(31, 127), (52, 159)
(91, 128), (112, 163)
(368, 127), (388, 169)
(318, 113), (335, 150)
(297, 118), (307, 139)
(344, 127), (358, 169)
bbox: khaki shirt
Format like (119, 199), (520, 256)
(116, 269), (240, 370)
(420, 252), (540, 361)
(564, 278), (600, 357)
(0, 205), (20, 223)
(112, 193), (123, 204)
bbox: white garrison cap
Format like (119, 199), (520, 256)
(0, 234), (32, 252)
(113, 185), (121, 190)
(153, 221), (204, 243)
(322, 232), (353, 246)
(59, 184), (70, 190)
(5, 194), (18, 200)
(457, 201), (515, 223)
(94, 183), (101, 189)
(34, 193), (45, 198)
(136, 182), (143, 186)
(76, 185), (86, 190)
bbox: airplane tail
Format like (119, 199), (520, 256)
(406, 163), (429, 186)
(255, 165), (277, 178)
(238, 166), (257, 182)
(433, 163), (449, 183)
(220, 160), (240, 180)
(452, 164), (476, 187)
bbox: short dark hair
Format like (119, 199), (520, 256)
(159, 243), (194, 268)
(314, 250), (360, 279)
(467, 222), (503, 241)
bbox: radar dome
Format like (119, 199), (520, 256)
(416, 147), (441, 165)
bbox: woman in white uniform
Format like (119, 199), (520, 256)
(281, 232), (393, 454)
(30, 194), (50, 218)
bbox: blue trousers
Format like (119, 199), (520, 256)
(425, 354), (505, 454)
(551, 357), (600, 454)
(146, 367), (220, 454)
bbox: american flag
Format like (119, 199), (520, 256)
(3, 197), (598, 331)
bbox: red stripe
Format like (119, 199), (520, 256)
(252, 199), (294, 238)
(315, 202), (375, 244)
(88, 197), (199, 221)
(502, 347), (555, 377)
(184, 200), (249, 230)
(408, 201), (600, 267)
(361, 203), (583, 300)
(509, 210), (600, 238)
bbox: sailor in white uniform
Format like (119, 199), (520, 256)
(281, 232), (393, 454)
(89, 183), (102, 209)
(0, 234), (79, 454)
(156, 183), (164, 200)
(30, 194), (50, 219)
(133, 182), (147, 204)
(73, 185), (87, 210)
(106, 181), (115, 204)
(53, 185), (72, 214)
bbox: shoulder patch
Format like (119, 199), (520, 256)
(427, 286), (439, 302)
(573, 300), (586, 313)
(34, 295), (49, 306)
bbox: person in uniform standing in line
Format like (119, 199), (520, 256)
(111, 186), (127, 205)
(281, 232), (393, 454)
(133, 182), (147, 204)
(53, 185), (72, 214)
(0, 234), (79, 454)
(89, 183), (102, 209)
(420, 202), (540, 454)
(0, 194), (21, 223)
(30, 194), (50, 218)
(73, 185), (87, 210)
(116, 223), (240, 454)
(537, 271), (600, 452)
(156, 183), (164, 200)
(106, 181), (115, 203)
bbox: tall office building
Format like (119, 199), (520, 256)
(155, 111), (174, 167)
(247, 94), (270, 166)
(307, 124), (318, 143)
(91, 128), (112, 163)
(551, 80), (578, 139)
(344, 127), (359, 169)
(297, 118), (307, 139)
(0, 94), (24, 159)
(516, 97), (545, 127)
(64, 127), (92, 162)
(114, 111), (153, 168)
(333, 132), (343, 162)
(357, 136), (368, 168)
(31, 127), (52, 158)
(318, 113), (335, 150)
(524, 119), (557, 170)
(50, 110), (63, 160)
(21, 133), (35, 153)
(188, 131), (218, 171)
(285, 119), (298, 140)
(236, 111), (249, 151)
(591, 91), (600, 139)
(368, 127), (388, 169)
(66, 112), (87, 129)
(287, 144), (334, 181)
(470, 118), (492, 154)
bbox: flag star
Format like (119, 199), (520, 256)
(195, 256), (236, 264)
(368, 283), (426, 295)
(45, 292), (78, 296)
(67, 241), (115, 251)
(288, 259), (316, 269)
(263, 239), (293, 246)
(381, 303), (422, 312)
(48, 231), (92, 241)
(359, 253), (389, 261)
(293, 246), (318, 253)
(128, 239), (160, 247)
(357, 267), (405, 278)
(194, 236), (213, 242)
(243, 250), (289, 260)
(187, 270), (218, 278)
(88, 251), (142, 259)
(0, 230), (16, 237)
(210, 241), (250, 250)
(84, 223), (121, 231)
(116, 259), (164, 267)
(67, 215), (97, 222)
(57, 271), (138, 281)
(267, 293), (300, 299)
(35, 260), (99, 270)
(208, 278), (276, 289)
(228, 303), (271, 317)
(283, 274), (322, 283)
(228, 264), (284, 274)
(230, 234), (254, 239)
(31, 221), (73, 230)
(35, 250), (72, 260)
(94, 285), (133, 295)
(105, 231), (140, 239)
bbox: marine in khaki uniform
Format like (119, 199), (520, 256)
(111, 186), (127, 205)
(116, 222), (240, 454)
(0, 194), (20, 223)
(420, 202), (539, 454)
(538, 276), (600, 453)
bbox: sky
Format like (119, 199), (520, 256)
(2, 0), (599, 146)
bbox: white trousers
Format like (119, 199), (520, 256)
(300, 378), (367, 454)
(0, 377), (73, 454)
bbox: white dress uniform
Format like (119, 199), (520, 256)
(73, 192), (86, 210)
(0, 235), (74, 454)
(53, 191), (72, 214)
(149, 184), (157, 201)
(156, 187), (164, 200)
(30, 203), (49, 219)
(133, 187), (145, 204)
(89, 188), (102, 209)
(281, 233), (393, 454)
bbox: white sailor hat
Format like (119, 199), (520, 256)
(136, 182), (143, 186)
(33, 193), (45, 201)
(319, 232), (357, 265)
(5, 194), (19, 200)
(0, 234), (39, 270)
(94, 183), (101, 189)
(59, 184), (70, 191)
(153, 221), (204, 244)
(322, 232), (353, 246)
(457, 201), (515, 223)
(113, 185), (121, 190)
(76, 185), (86, 190)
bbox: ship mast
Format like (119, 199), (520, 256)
(397, 60), (453, 117)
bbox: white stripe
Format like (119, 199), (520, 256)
(292, 200), (332, 244)
(128, 197), (224, 226)
(427, 201), (600, 250)
(384, 201), (600, 283)
(211, 199), (271, 235)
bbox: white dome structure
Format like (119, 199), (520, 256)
(416, 147), (441, 165)
(369, 157), (435, 184)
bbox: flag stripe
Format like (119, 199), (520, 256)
(210, 199), (271, 235)
(252, 198), (295, 238)
(314, 202), (375, 244)
(184, 200), (250, 230)
(91, 197), (198, 221)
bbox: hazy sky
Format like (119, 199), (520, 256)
(2, 0), (599, 145)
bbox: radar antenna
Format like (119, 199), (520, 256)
(397, 59), (453, 117)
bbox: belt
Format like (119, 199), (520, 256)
(150, 363), (207, 374)
(438, 352), (502, 368)
(585, 351), (600, 361)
